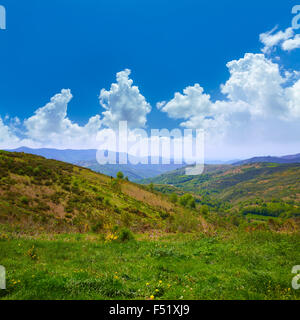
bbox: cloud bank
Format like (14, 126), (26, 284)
(0, 70), (152, 150)
(158, 53), (300, 158)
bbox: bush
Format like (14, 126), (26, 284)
(118, 227), (135, 242)
(117, 171), (124, 180)
(179, 194), (196, 208)
(92, 220), (104, 233)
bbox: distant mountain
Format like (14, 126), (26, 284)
(205, 159), (241, 165)
(8, 147), (97, 163)
(76, 160), (184, 181)
(6, 147), (184, 181)
(234, 153), (300, 165)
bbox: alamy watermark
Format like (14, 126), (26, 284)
(96, 121), (204, 176)
(0, 265), (5, 290)
(292, 265), (300, 290)
(292, 5), (300, 29)
(0, 5), (6, 30)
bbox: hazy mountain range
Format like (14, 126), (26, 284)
(5, 147), (300, 181)
(6, 147), (184, 181)
(234, 154), (300, 165)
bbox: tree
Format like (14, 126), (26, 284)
(179, 194), (194, 207)
(149, 183), (154, 192)
(116, 171), (124, 180)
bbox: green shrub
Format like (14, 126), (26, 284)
(92, 220), (104, 233)
(118, 227), (135, 242)
(179, 194), (195, 208)
(116, 171), (124, 180)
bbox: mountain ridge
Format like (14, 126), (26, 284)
(234, 153), (300, 165)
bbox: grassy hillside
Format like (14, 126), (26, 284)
(141, 163), (300, 218)
(0, 150), (193, 235)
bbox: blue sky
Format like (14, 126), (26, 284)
(0, 0), (300, 159)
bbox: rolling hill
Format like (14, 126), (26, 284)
(141, 163), (300, 217)
(0, 150), (191, 234)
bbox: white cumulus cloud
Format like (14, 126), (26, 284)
(24, 89), (102, 149)
(99, 69), (151, 130)
(158, 53), (300, 159)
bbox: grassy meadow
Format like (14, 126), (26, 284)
(0, 231), (299, 300)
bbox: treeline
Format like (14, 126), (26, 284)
(241, 201), (300, 218)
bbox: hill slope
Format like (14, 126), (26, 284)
(0, 151), (188, 234)
(141, 163), (300, 217)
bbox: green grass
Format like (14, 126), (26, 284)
(1, 231), (299, 300)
